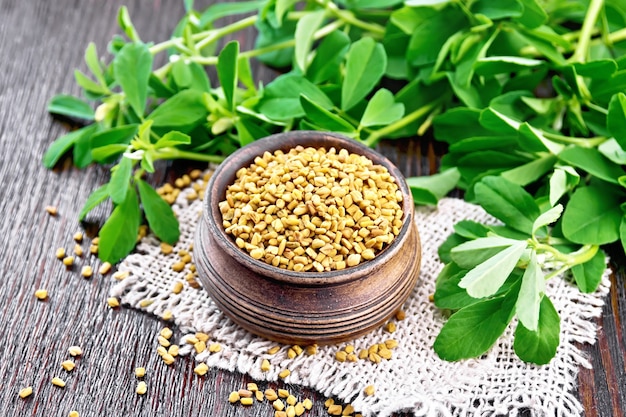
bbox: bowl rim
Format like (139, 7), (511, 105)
(202, 130), (415, 285)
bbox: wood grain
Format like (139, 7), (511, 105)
(0, 0), (623, 416)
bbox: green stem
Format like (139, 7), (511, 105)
(531, 240), (599, 269)
(364, 97), (447, 147)
(316, 0), (385, 37)
(195, 15), (259, 51)
(569, 0), (604, 63)
(154, 148), (226, 164)
(541, 131), (607, 148)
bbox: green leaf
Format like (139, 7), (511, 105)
(451, 236), (523, 269)
(137, 180), (180, 244)
(74, 70), (109, 96)
(599, 138), (626, 165)
(91, 144), (128, 163)
(513, 296), (560, 365)
(558, 146), (625, 185)
(108, 157), (133, 205)
(341, 37), (386, 111)
(514, 0), (548, 28)
(471, 0), (523, 19)
(500, 154), (557, 186)
(434, 292), (517, 361)
(73, 125), (99, 168)
(113, 42), (153, 117)
(307, 30), (350, 84)
(360, 89), (405, 128)
(90, 124), (138, 152)
(98, 186), (141, 264)
(117, 6), (141, 42)
(259, 74), (334, 120)
(532, 204), (563, 235)
(561, 184), (622, 245)
(474, 56), (545, 77)
(571, 248), (605, 293)
(148, 89), (208, 128)
(85, 42), (107, 87)
(608, 92), (626, 150)
(42, 126), (94, 168)
(294, 10), (325, 74)
(299, 95), (355, 133)
(217, 41), (239, 112)
(275, 0), (298, 25)
(515, 250), (545, 331)
(199, 0), (265, 26)
(48, 95), (95, 120)
(438, 232), (467, 264)
(406, 168), (460, 206)
(433, 263), (477, 310)
(458, 240), (527, 298)
(621, 216), (626, 256)
(154, 131), (191, 149)
(78, 184), (110, 221)
(474, 176), (540, 234)
(574, 60), (617, 79)
(549, 166), (579, 206)
(453, 221), (491, 239)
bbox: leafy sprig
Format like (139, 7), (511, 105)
(43, 0), (626, 364)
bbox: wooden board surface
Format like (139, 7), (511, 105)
(0, 0), (624, 416)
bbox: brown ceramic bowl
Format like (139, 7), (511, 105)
(194, 131), (421, 345)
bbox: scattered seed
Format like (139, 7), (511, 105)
(255, 390), (264, 402)
(267, 346), (281, 355)
(157, 336), (171, 348)
(89, 245), (98, 254)
(55, 248), (66, 259)
(364, 385), (375, 396)
(162, 310), (173, 321)
(62, 256), (74, 267)
(286, 394), (297, 406)
(261, 358), (271, 372)
(194, 362), (209, 376)
(135, 367), (146, 378)
(195, 332), (210, 342)
(107, 297), (120, 308)
(139, 299), (153, 308)
(161, 353), (175, 365)
(69, 411), (79, 417)
(73, 232), (83, 242)
(335, 351), (347, 362)
(343, 404), (355, 415)
(168, 345), (179, 357)
(68, 346), (82, 357)
(278, 389), (290, 398)
(160, 242), (174, 255)
(228, 391), (240, 403)
(112, 270), (130, 281)
(18, 386), (33, 398)
(61, 360), (75, 372)
(46, 205), (58, 216)
(286, 405), (296, 417)
(247, 383), (259, 392)
(185, 335), (200, 345)
(51, 377), (66, 388)
(238, 389), (253, 398)
(34, 289), (48, 300)
(275, 412), (287, 417)
(384, 339), (398, 349)
(194, 341), (206, 353)
(209, 343), (221, 353)
(384, 322), (396, 333)
(324, 398), (335, 408)
(302, 398), (313, 410)
(327, 404), (343, 415)
(136, 381), (147, 395)
(294, 402), (305, 416)
(172, 281), (184, 294)
(240, 397), (254, 406)
(80, 265), (92, 278)
(98, 262), (112, 275)
(278, 369), (290, 379)
(265, 389), (278, 401)
(395, 309), (406, 321)
(160, 327), (173, 339)
(305, 345), (318, 355)
(273, 399), (285, 411)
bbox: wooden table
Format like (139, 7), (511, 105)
(0, 0), (623, 416)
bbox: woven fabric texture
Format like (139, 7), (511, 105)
(111, 176), (610, 417)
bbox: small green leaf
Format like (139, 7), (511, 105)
(85, 42), (107, 87)
(108, 157), (133, 205)
(137, 180), (180, 244)
(199, 0), (265, 26)
(78, 184), (110, 221)
(48, 95), (95, 120)
(74, 70), (109, 96)
(73, 125), (99, 168)
(275, 0), (298, 25)
(599, 138), (626, 165)
(514, 0), (547, 28)
(294, 10), (325, 74)
(561, 184), (622, 245)
(154, 131), (191, 149)
(549, 166), (579, 206)
(299, 95), (355, 133)
(574, 60), (617, 79)
(513, 296), (560, 365)
(532, 204), (563, 235)
(341, 37), (386, 111)
(42, 126), (93, 168)
(500, 154), (557, 186)
(259, 74), (334, 120)
(217, 41), (239, 112)
(515, 250), (545, 331)
(433, 263), (476, 310)
(360, 89), (405, 128)
(458, 240), (527, 298)
(451, 236), (523, 269)
(406, 168), (460, 206)
(558, 146), (625, 185)
(91, 144), (128, 163)
(571, 248), (605, 293)
(453, 221), (491, 239)
(471, 0), (523, 19)
(98, 186), (141, 264)
(608, 92), (626, 150)
(113, 42), (153, 117)
(148, 89), (208, 128)
(434, 292), (517, 361)
(117, 6), (141, 41)
(307, 30), (350, 84)
(474, 56), (545, 77)
(474, 176), (540, 234)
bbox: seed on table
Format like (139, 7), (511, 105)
(160, 243), (174, 255)
(278, 369), (291, 379)
(171, 261), (185, 272)
(68, 346), (82, 357)
(287, 348), (297, 359)
(278, 389), (290, 398)
(107, 297), (120, 308)
(162, 310), (173, 321)
(265, 389), (278, 401)
(228, 391), (240, 403)
(62, 256), (74, 267)
(247, 383), (258, 392)
(302, 398), (313, 410)
(112, 270), (129, 281)
(34, 289), (48, 300)
(209, 343), (221, 353)
(45, 205), (58, 216)
(136, 381), (147, 395)
(89, 245), (98, 254)
(275, 412), (287, 417)
(305, 345), (317, 355)
(172, 281), (184, 294)
(324, 398), (334, 408)
(364, 384), (375, 396)
(73, 232), (83, 242)
(168, 345), (179, 357)
(255, 390), (264, 402)
(55, 248), (66, 259)
(157, 336), (170, 348)
(343, 404), (355, 415)
(161, 353), (175, 365)
(195, 332), (210, 342)
(238, 389), (253, 398)
(294, 402), (305, 416)
(61, 360), (75, 371)
(273, 399), (285, 411)
(139, 299), (153, 308)
(344, 345), (354, 354)
(327, 404), (343, 415)
(160, 327), (173, 339)
(80, 265), (92, 278)
(285, 405), (296, 417)
(194, 341), (206, 353)
(51, 377), (65, 388)
(69, 411), (79, 417)
(240, 397), (254, 406)
(384, 339), (398, 349)
(378, 347), (392, 360)
(18, 386), (33, 398)
(98, 262), (112, 275)
(346, 353), (358, 362)
(286, 394), (297, 405)
(185, 336), (199, 345)
(384, 322), (396, 333)
(395, 309), (406, 321)
(267, 346), (281, 355)
(135, 367), (146, 378)
(335, 351), (347, 362)
(194, 362), (209, 376)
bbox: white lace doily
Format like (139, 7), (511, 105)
(111, 175), (610, 417)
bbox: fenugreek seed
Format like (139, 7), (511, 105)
(265, 389), (278, 401)
(261, 359), (269, 373)
(238, 389), (253, 398)
(168, 345), (179, 357)
(74, 244), (83, 256)
(160, 243), (174, 255)
(139, 299), (153, 308)
(113, 270), (130, 281)
(161, 353), (175, 365)
(46, 205), (58, 216)
(267, 346), (281, 355)
(107, 297), (120, 308)
(209, 343), (221, 353)
(240, 397), (254, 406)
(303, 398), (313, 410)
(278, 389), (290, 398)
(347, 353), (358, 362)
(278, 369), (290, 379)
(61, 360), (75, 371)
(35, 289), (48, 300)
(384, 322), (396, 333)
(98, 262), (112, 275)
(55, 247), (66, 259)
(286, 405), (296, 417)
(344, 345), (355, 354)
(69, 411), (79, 417)
(80, 265), (92, 278)
(194, 363), (209, 376)
(18, 386), (33, 398)
(194, 341), (207, 353)
(369, 352), (382, 363)
(328, 404), (343, 415)
(287, 348), (297, 359)
(68, 346), (82, 357)
(89, 245), (98, 254)
(172, 261), (185, 272)
(364, 385), (375, 396)
(343, 404), (355, 415)
(62, 256), (74, 267)
(395, 309), (406, 321)
(324, 398), (335, 408)
(335, 351), (347, 362)
(358, 349), (368, 360)
(136, 381), (147, 395)
(286, 394), (297, 406)
(135, 367), (146, 378)
(51, 377), (66, 388)
(162, 310), (173, 321)
(273, 399), (285, 411)
(379, 347), (392, 360)
(73, 231), (83, 242)
(195, 332), (210, 342)
(228, 391), (240, 403)
(294, 402), (305, 416)
(172, 281), (184, 294)
(275, 412), (287, 417)
(186, 335), (199, 345)
(160, 327), (173, 339)
(346, 253), (361, 267)
(256, 390), (264, 401)
(305, 345), (318, 355)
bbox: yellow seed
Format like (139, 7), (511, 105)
(294, 402), (305, 416)
(240, 397), (254, 406)
(172, 281), (184, 294)
(275, 412), (287, 417)
(256, 390), (264, 401)
(364, 385), (375, 396)
(68, 346), (82, 357)
(344, 345), (355, 354)
(287, 348), (297, 359)
(45, 205), (58, 216)
(395, 309), (406, 320)
(228, 391), (241, 403)
(379, 347), (392, 360)
(286, 405), (296, 417)
(160, 242), (174, 255)
(18, 386), (33, 398)
(328, 404), (343, 415)
(55, 247), (66, 259)
(278, 369), (290, 379)
(69, 411), (79, 417)
(194, 362), (209, 376)
(185, 336), (200, 345)
(286, 394), (297, 406)
(385, 339), (398, 349)
(194, 341), (207, 353)
(172, 261), (185, 272)
(107, 297), (120, 308)
(51, 377), (65, 388)
(335, 351), (347, 362)
(273, 399), (285, 411)
(302, 398), (313, 410)
(62, 256), (74, 267)
(346, 353), (358, 362)
(324, 398), (335, 408)
(160, 327), (173, 339)
(61, 360), (75, 372)
(265, 389), (278, 401)
(139, 299), (153, 308)
(267, 346), (281, 355)
(358, 349), (368, 360)
(161, 353), (175, 365)
(113, 270), (130, 281)
(34, 289), (48, 300)
(209, 343), (221, 353)
(162, 310), (173, 321)
(98, 262), (112, 275)
(73, 231), (83, 242)
(168, 345), (179, 357)
(247, 383), (259, 392)
(278, 389), (290, 398)
(346, 253), (361, 267)
(305, 345), (318, 355)
(384, 322), (396, 333)
(135, 367), (146, 378)
(156, 346), (167, 357)
(195, 332), (210, 342)
(343, 404), (355, 415)
(80, 265), (92, 278)
(136, 381), (147, 395)
(238, 389), (253, 398)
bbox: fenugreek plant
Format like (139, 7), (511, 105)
(43, 0), (626, 364)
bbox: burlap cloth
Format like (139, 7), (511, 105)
(111, 174), (610, 417)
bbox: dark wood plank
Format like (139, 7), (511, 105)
(0, 0), (623, 416)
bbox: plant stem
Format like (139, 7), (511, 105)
(154, 148), (226, 164)
(569, 0), (604, 63)
(316, 0), (385, 37)
(540, 131), (608, 148)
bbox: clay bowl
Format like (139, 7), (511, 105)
(194, 131), (421, 345)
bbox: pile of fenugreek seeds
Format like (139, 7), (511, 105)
(219, 146), (404, 272)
